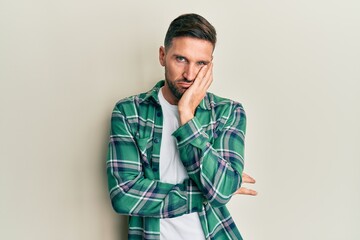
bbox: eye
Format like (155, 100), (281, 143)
(176, 56), (186, 62)
(198, 61), (207, 66)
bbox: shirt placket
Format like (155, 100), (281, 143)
(151, 105), (163, 180)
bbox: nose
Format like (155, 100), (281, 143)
(183, 64), (199, 81)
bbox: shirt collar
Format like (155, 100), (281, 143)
(139, 80), (211, 110)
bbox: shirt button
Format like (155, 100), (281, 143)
(157, 112), (162, 117)
(154, 138), (160, 143)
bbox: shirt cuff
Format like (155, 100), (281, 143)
(172, 117), (210, 151)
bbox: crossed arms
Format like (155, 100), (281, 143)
(107, 99), (256, 218)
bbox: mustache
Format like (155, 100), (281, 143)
(176, 79), (193, 83)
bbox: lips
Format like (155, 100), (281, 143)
(177, 81), (193, 88)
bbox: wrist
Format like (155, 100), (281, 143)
(178, 110), (194, 125)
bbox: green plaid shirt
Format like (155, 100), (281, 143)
(107, 81), (246, 239)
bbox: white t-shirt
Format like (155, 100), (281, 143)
(158, 88), (205, 240)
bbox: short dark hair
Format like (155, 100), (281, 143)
(164, 13), (217, 50)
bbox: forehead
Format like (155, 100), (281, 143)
(167, 37), (213, 60)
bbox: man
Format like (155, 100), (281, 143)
(107, 13), (257, 240)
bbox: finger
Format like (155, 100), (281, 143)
(198, 62), (212, 84)
(242, 172), (256, 184)
(202, 63), (213, 90)
(234, 187), (258, 196)
(194, 64), (209, 84)
(203, 76), (213, 91)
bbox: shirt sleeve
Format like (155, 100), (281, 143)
(107, 105), (203, 218)
(172, 102), (246, 208)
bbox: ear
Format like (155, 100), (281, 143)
(159, 46), (166, 66)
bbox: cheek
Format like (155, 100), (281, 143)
(167, 63), (184, 78)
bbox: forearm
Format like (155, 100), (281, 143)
(172, 106), (246, 207)
(177, 138), (243, 206)
(107, 169), (203, 218)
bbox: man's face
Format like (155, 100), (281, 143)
(159, 37), (213, 105)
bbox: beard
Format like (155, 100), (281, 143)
(165, 67), (193, 100)
(164, 69), (192, 100)
(165, 77), (183, 100)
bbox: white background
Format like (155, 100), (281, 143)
(1, 1), (359, 239)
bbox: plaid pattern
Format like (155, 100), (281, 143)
(107, 81), (246, 240)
